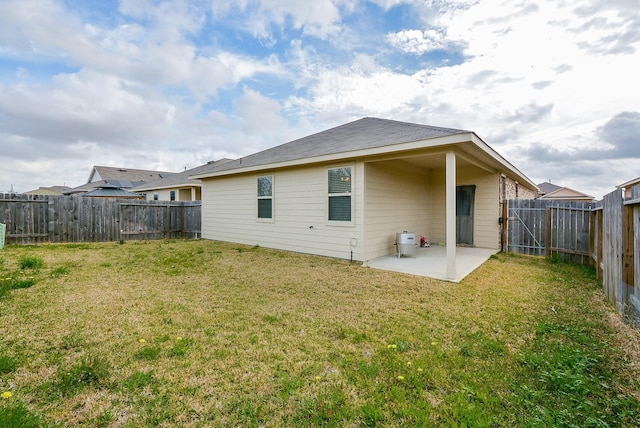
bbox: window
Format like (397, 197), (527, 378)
(328, 167), (352, 222)
(170, 190), (176, 201)
(257, 175), (273, 219)
(153, 192), (159, 201)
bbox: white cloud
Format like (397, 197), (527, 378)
(386, 28), (458, 54)
(0, 69), (172, 146)
(211, 0), (348, 40)
(0, 0), (284, 100)
(0, 0), (93, 63)
(596, 111), (640, 156)
(396, 1), (639, 146)
(286, 59), (426, 121)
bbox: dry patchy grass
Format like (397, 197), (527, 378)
(0, 240), (639, 427)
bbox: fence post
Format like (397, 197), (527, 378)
(597, 209), (603, 281)
(181, 204), (186, 239)
(545, 207), (551, 259)
(48, 198), (55, 242)
(623, 204), (634, 289)
(166, 203), (171, 238)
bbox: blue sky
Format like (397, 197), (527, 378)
(0, 0), (638, 198)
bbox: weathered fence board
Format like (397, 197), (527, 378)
(602, 190), (624, 310)
(506, 199), (546, 256)
(621, 185), (640, 319)
(0, 194), (200, 244)
(633, 187), (640, 315)
(549, 203), (593, 265)
(507, 199), (594, 261)
(508, 191), (638, 324)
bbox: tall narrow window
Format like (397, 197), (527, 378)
(153, 192), (159, 201)
(170, 190), (176, 201)
(328, 167), (352, 222)
(257, 175), (273, 219)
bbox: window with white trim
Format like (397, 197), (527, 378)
(257, 175), (273, 219)
(328, 167), (352, 222)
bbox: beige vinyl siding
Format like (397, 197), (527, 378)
(144, 189), (173, 201)
(141, 187), (199, 201)
(458, 169), (500, 249)
(429, 170), (446, 245)
(363, 160), (431, 260)
(430, 167), (500, 249)
(179, 188), (192, 201)
(201, 163), (365, 261)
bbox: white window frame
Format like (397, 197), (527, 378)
(257, 174), (274, 222)
(327, 165), (354, 226)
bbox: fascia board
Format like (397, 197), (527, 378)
(543, 187), (593, 199)
(469, 133), (538, 191)
(134, 183), (201, 192)
(190, 133), (476, 179)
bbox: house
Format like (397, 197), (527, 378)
(133, 159), (233, 201)
(23, 186), (71, 196)
(64, 166), (174, 196)
(82, 183), (143, 199)
(617, 177), (640, 200)
(191, 117), (538, 279)
(537, 181), (594, 201)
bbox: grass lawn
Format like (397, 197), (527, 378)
(0, 239), (639, 427)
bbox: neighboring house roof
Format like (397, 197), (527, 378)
(191, 117), (537, 190)
(617, 176), (640, 189)
(65, 165), (175, 195)
(23, 186), (71, 196)
(537, 182), (561, 195)
(83, 187), (142, 198)
(537, 181), (594, 201)
(133, 159), (234, 192)
(89, 166), (174, 183)
(617, 176), (640, 200)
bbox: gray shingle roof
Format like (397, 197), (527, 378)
(193, 117), (468, 177)
(537, 182), (562, 195)
(132, 159), (234, 191)
(23, 186), (72, 195)
(82, 188), (141, 198)
(92, 166), (174, 182)
(65, 166), (176, 195)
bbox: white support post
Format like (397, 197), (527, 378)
(446, 151), (457, 279)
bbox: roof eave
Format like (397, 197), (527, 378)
(617, 176), (640, 189)
(469, 133), (538, 191)
(191, 133), (475, 179)
(191, 131), (537, 192)
(542, 187), (594, 199)
(134, 182), (201, 192)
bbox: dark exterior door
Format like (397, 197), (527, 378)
(457, 185), (475, 245)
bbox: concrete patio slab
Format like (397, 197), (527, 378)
(365, 245), (499, 282)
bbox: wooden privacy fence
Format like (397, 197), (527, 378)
(505, 199), (596, 264)
(595, 185), (639, 319)
(0, 193), (201, 244)
(506, 186), (640, 322)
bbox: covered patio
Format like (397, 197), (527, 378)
(365, 245), (499, 282)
